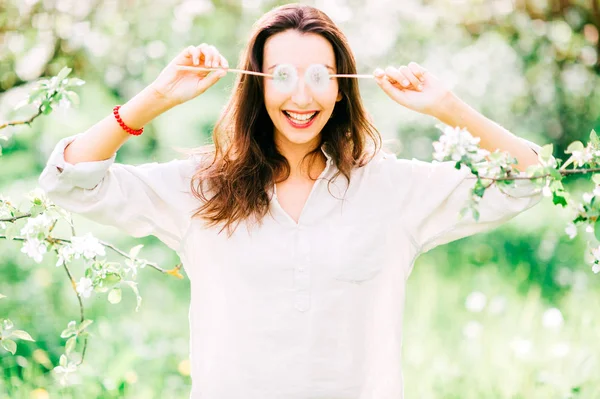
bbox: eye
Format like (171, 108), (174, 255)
(272, 64), (298, 93)
(305, 64), (330, 92)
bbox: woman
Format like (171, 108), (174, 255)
(39, 3), (543, 398)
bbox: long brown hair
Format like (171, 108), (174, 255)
(187, 3), (382, 235)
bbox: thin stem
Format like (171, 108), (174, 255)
(0, 108), (42, 130)
(61, 261), (88, 365)
(0, 213), (32, 223)
(478, 167), (600, 182)
(330, 73), (375, 79)
(0, 234), (174, 274)
(174, 65), (376, 79)
(175, 65), (272, 77)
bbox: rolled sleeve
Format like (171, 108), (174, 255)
(40, 133), (116, 191)
(38, 133), (200, 253)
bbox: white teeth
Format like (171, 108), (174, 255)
(285, 111), (317, 122)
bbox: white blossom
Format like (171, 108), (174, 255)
(71, 232), (106, 260)
(56, 245), (76, 267)
(591, 245), (600, 263)
(54, 362), (78, 386)
(582, 192), (594, 203)
(20, 213), (53, 239)
(26, 188), (53, 208)
(0, 201), (11, 230)
(542, 308), (564, 329)
(592, 264), (600, 274)
(565, 223), (577, 239)
(76, 277), (93, 298)
(571, 149), (593, 167)
(542, 185), (552, 197)
(432, 125), (489, 163)
(20, 238), (48, 263)
(465, 291), (487, 313)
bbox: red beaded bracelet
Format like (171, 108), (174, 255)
(113, 105), (144, 136)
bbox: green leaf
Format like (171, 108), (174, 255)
(526, 165), (545, 178)
(592, 174), (600, 185)
(590, 130), (599, 146)
(11, 330), (35, 342)
(548, 167), (563, 180)
(128, 244), (144, 259)
(59, 354), (67, 367)
(3, 319), (14, 330)
(124, 281), (142, 312)
(103, 273), (122, 287)
(65, 336), (77, 355)
(565, 141), (584, 154)
(1, 339), (16, 355)
(552, 193), (568, 207)
(4, 223), (19, 241)
(78, 319), (93, 333)
(56, 67), (72, 83)
(41, 101), (53, 115)
(66, 78), (85, 87)
(595, 219), (600, 242)
(60, 327), (76, 339)
(473, 180), (486, 197)
(540, 144), (553, 159)
(27, 88), (47, 104)
(64, 91), (80, 106)
(29, 204), (44, 217)
(108, 287), (122, 304)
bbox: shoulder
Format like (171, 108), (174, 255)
(359, 147), (473, 187)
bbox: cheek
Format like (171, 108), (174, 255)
(263, 84), (284, 111)
(319, 83), (340, 109)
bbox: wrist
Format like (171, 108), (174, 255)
(429, 91), (468, 125)
(118, 86), (176, 130)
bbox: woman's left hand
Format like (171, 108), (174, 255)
(373, 62), (451, 117)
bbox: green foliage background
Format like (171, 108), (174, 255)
(1, 0), (600, 398)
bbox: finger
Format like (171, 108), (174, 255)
(185, 45), (201, 66)
(374, 74), (407, 104)
(384, 66), (409, 88)
(197, 68), (227, 93)
(219, 54), (229, 69)
(408, 61), (427, 82)
(399, 66), (421, 90)
(202, 45), (220, 68)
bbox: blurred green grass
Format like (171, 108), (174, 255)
(2, 0), (600, 397)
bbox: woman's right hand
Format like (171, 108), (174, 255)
(149, 44), (229, 106)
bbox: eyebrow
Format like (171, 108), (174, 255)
(267, 64), (335, 72)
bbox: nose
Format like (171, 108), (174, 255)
(290, 77), (313, 108)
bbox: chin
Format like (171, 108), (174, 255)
(280, 130), (322, 145)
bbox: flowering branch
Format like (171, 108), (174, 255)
(0, 108), (43, 130)
(433, 124), (600, 274)
(0, 68), (183, 385)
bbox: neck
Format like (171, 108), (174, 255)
(275, 136), (327, 182)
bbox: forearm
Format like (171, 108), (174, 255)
(63, 85), (176, 165)
(431, 92), (540, 172)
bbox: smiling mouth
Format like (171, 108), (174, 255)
(282, 110), (320, 125)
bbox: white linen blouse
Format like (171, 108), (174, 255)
(38, 132), (543, 399)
